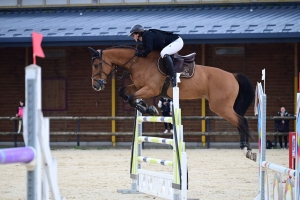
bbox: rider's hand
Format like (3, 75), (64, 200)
(135, 50), (143, 57)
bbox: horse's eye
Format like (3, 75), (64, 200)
(93, 64), (98, 68)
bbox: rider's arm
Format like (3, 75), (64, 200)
(136, 32), (153, 57)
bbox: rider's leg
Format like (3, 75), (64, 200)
(161, 37), (184, 87)
(163, 55), (176, 87)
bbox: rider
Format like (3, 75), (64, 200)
(128, 24), (184, 87)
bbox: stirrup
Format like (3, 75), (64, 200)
(171, 74), (176, 87)
(171, 79), (176, 87)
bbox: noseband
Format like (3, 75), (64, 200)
(91, 50), (117, 82)
(91, 49), (137, 82)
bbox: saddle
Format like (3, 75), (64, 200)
(157, 53), (196, 78)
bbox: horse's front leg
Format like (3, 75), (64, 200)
(118, 86), (136, 102)
(127, 86), (159, 115)
(118, 85), (150, 114)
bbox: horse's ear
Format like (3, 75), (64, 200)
(88, 47), (97, 54)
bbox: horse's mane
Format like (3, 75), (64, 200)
(106, 45), (136, 50)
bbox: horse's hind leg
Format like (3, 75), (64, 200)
(211, 106), (256, 161)
(233, 95), (256, 161)
(233, 73), (256, 161)
(236, 116), (256, 162)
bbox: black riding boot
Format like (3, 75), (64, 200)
(163, 54), (176, 87)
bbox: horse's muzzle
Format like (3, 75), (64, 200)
(92, 79), (106, 91)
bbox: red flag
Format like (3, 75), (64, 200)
(32, 32), (44, 64)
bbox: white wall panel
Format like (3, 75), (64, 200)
(149, 0), (172, 2)
(0, 0), (18, 6)
(176, 0), (199, 2)
(23, 0), (43, 5)
(46, 0), (68, 5)
(70, 0), (93, 4)
(100, 0), (122, 3)
(124, 0), (147, 2)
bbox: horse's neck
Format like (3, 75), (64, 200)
(132, 52), (158, 70)
(106, 49), (136, 70)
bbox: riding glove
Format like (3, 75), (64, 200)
(135, 50), (144, 57)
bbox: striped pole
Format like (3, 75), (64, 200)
(137, 116), (172, 123)
(138, 136), (173, 145)
(137, 156), (173, 167)
(0, 147), (36, 164)
(261, 161), (296, 178)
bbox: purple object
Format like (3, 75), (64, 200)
(0, 147), (35, 164)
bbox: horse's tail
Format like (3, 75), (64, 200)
(233, 73), (255, 139)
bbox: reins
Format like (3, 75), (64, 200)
(91, 47), (137, 81)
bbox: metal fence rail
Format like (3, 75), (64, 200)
(0, 116), (296, 121)
(0, 116), (295, 147)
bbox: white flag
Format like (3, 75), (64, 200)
(262, 69), (265, 80)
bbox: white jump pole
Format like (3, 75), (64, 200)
(254, 82), (299, 200)
(24, 64), (42, 200)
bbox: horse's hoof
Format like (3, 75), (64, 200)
(252, 153), (257, 162)
(138, 100), (148, 108)
(148, 105), (159, 115)
(246, 150), (257, 162)
(136, 104), (147, 114)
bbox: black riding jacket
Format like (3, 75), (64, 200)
(136, 29), (179, 57)
(159, 98), (172, 114)
(276, 111), (290, 132)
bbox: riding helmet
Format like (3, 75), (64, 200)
(128, 24), (144, 36)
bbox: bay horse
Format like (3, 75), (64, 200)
(88, 46), (256, 161)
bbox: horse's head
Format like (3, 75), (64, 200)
(89, 46), (139, 91)
(89, 47), (114, 91)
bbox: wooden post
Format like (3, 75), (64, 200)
(201, 44), (206, 146)
(111, 76), (116, 146)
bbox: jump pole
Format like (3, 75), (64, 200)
(254, 82), (299, 200)
(117, 73), (190, 200)
(0, 65), (64, 200)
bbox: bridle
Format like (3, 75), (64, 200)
(91, 49), (137, 83)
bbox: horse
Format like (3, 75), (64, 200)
(88, 46), (256, 161)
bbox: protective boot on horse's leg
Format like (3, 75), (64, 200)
(238, 117), (256, 162)
(118, 86), (129, 102)
(163, 54), (176, 87)
(127, 94), (158, 115)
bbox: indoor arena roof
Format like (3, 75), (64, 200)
(0, 3), (300, 47)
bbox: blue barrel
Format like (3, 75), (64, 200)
(0, 147), (36, 164)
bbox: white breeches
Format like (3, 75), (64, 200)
(160, 37), (184, 58)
